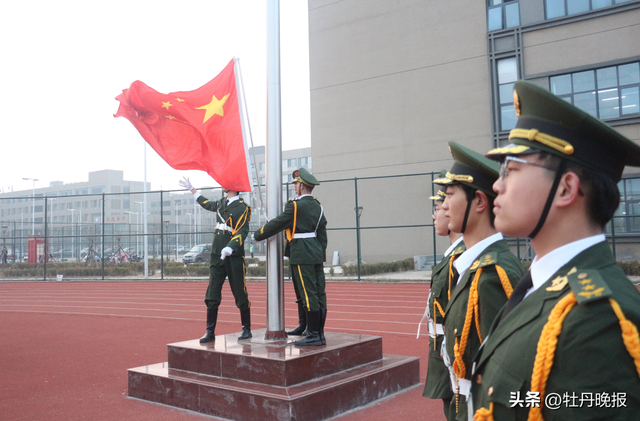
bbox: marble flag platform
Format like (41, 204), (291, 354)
(128, 329), (419, 420)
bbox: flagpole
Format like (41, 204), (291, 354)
(143, 141), (149, 278)
(265, 0), (286, 340)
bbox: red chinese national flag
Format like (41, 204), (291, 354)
(114, 59), (251, 192)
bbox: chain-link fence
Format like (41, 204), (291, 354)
(1, 173), (639, 280)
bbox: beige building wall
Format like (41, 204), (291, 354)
(309, 0), (493, 263)
(308, 0), (640, 265)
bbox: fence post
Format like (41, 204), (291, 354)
(611, 215), (617, 260)
(101, 193), (105, 280)
(160, 191), (164, 280)
(354, 177), (362, 282)
(43, 197), (48, 281)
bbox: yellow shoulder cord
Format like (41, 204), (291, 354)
(231, 207), (250, 236)
(453, 268), (483, 413)
(495, 265), (514, 298)
(285, 201), (298, 242)
(609, 299), (640, 377)
(448, 254), (458, 300)
(476, 294), (640, 421)
(433, 299), (446, 350)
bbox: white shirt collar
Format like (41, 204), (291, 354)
(526, 234), (606, 298)
(226, 196), (240, 204)
(295, 194), (313, 200)
(444, 236), (464, 257)
(454, 232), (504, 279)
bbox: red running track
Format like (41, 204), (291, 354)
(0, 280), (446, 421)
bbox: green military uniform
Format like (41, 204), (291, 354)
(443, 239), (523, 420)
(254, 168), (328, 346)
(471, 81), (640, 420)
(435, 142), (525, 421)
(197, 195), (252, 310)
(472, 243), (640, 420)
(422, 237), (465, 416)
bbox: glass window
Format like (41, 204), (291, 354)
(551, 61), (639, 119)
(574, 92), (598, 117)
(498, 58), (518, 84)
(592, 0), (612, 8)
(259, 162), (265, 172)
(505, 3), (520, 27)
(550, 74), (572, 95)
(488, 7), (502, 31)
(499, 82), (515, 105)
(573, 71), (595, 92)
(546, 0), (565, 18)
(619, 63), (640, 86)
(567, 0), (589, 14)
(621, 87), (639, 115)
(597, 67), (618, 89)
(598, 88), (620, 119)
(501, 105), (518, 131)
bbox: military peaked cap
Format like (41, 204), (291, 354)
(486, 80), (640, 181)
(292, 167), (319, 187)
(434, 142), (500, 197)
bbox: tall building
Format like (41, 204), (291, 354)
(308, 0), (640, 263)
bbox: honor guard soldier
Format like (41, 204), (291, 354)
(254, 168), (328, 346)
(419, 184), (465, 419)
(434, 142), (524, 421)
(472, 81), (640, 420)
(179, 177), (253, 343)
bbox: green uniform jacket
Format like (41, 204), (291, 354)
(472, 241), (640, 420)
(254, 196), (327, 265)
(424, 242), (466, 399)
(443, 239), (524, 381)
(196, 196), (252, 257)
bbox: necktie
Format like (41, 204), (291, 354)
(499, 271), (533, 322)
(450, 266), (460, 291)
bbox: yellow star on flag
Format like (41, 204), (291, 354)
(175, 98), (185, 102)
(166, 115), (176, 120)
(196, 94), (230, 123)
(161, 101), (173, 110)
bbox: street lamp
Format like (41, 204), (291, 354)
(23, 178), (38, 235)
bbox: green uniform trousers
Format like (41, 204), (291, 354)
(205, 255), (250, 310)
(291, 263), (326, 311)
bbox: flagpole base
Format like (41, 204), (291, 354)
(264, 330), (288, 341)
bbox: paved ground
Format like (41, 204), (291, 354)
(0, 279), (445, 421)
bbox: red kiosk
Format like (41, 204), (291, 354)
(27, 235), (48, 263)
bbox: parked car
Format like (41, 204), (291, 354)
(182, 244), (211, 264)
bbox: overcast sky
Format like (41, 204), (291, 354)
(0, 0), (310, 193)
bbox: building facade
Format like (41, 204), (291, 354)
(308, 0), (640, 264)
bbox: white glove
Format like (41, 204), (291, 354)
(220, 247), (233, 260)
(179, 177), (194, 191)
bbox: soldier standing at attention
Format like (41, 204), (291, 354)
(254, 168), (328, 346)
(472, 81), (640, 420)
(179, 177), (253, 343)
(419, 186), (464, 419)
(435, 142), (524, 421)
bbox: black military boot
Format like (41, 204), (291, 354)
(294, 310), (324, 346)
(199, 307), (218, 344)
(286, 301), (307, 336)
(238, 307), (252, 340)
(319, 308), (327, 344)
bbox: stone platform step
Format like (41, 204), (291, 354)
(128, 329), (420, 421)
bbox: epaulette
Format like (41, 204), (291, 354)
(565, 267), (612, 304)
(451, 246), (465, 257)
(469, 251), (498, 271)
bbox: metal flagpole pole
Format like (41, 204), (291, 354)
(265, 0), (286, 340)
(143, 141), (149, 278)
